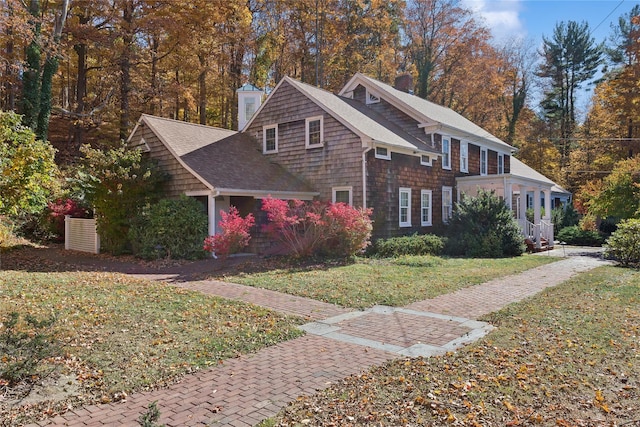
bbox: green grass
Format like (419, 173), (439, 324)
(268, 265), (640, 426)
(219, 255), (559, 309)
(0, 271), (304, 424)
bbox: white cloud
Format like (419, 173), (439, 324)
(461, 0), (526, 42)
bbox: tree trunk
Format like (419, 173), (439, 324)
(21, 0), (41, 130)
(119, 1), (134, 141)
(198, 53), (207, 125)
(72, 40), (88, 145)
(149, 35), (159, 115)
(3, 39), (16, 111)
(36, 0), (69, 141)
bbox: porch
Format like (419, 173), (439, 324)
(456, 170), (557, 251)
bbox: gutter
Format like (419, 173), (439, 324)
(362, 147), (372, 209)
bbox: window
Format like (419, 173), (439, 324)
(135, 137), (151, 152)
(305, 116), (324, 148)
(442, 137), (451, 170)
(460, 142), (468, 172)
(480, 147), (488, 176)
(245, 98), (256, 122)
(442, 186), (453, 223)
(263, 124), (278, 153)
(421, 190), (432, 226)
(375, 146), (391, 160)
(498, 153), (504, 174)
(332, 186), (353, 205)
(420, 154), (431, 166)
(399, 188), (411, 227)
(366, 89), (380, 104)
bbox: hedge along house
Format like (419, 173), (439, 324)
(128, 73), (564, 250)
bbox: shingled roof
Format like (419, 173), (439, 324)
(135, 114), (316, 197)
(340, 73), (515, 153)
(275, 77), (440, 155)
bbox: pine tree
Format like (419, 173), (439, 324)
(538, 21), (603, 171)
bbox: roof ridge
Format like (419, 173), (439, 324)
(141, 114), (237, 134)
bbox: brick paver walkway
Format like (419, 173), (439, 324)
(32, 249), (609, 426)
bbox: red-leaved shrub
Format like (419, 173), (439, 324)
(203, 206), (255, 259)
(324, 202), (373, 257)
(261, 198), (326, 258)
(46, 198), (91, 241)
(261, 197), (372, 258)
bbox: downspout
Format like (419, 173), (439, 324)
(362, 147), (372, 209)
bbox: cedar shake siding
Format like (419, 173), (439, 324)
(366, 150), (454, 239)
(244, 80), (364, 206)
(352, 85), (432, 145)
(468, 144), (481, 175)
(133, 126), (208, 197)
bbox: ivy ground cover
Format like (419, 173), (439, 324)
(266, 265), (640, 426)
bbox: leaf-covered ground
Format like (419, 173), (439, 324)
(0, 270), (304, 426)
(218, 255), (558, 309)
(267, 266), (640, 426)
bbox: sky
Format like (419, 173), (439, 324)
(460, 0), (638, 114)
(461, 0), (632, 45)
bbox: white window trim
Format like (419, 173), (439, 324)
(366, 89), (380, 105)
(305, 115), (324, 149)
(132, 137), (151, 152)
(480, 147), (488, 176)
(420, 189), (432, 226)
(442, 186), (453, 224)
(375, 146), (391, 160)
(460, 141), (468, 173)
(442, 136), (451, 170)
(399, 187), (412, 227)
(498, 153), (504, 174)
(332, 186), (353, 206)
(263, 124), (278, 153)
(420, 154), (432, 166)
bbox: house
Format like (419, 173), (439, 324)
(128, 73), (566, 251)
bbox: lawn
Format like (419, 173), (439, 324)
(218, 255), (558, 309)
(0, 270), (304, 426)
(266, 265), (640, 426)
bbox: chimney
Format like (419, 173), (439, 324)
(394, 74), (413, 94)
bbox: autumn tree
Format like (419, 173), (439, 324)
(603, 5), (640, 140)
(583, 156), (640, 220)
(322, 0), (404, 90)
(404, 0), (475, 100)
(0, 111), (58, 216)
(499, 38), (536, 145)
(568, 5), (640, 194)
(0, 0), (31, 111)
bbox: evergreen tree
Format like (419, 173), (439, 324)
(538, 21), (603, 171)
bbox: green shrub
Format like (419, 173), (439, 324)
(73, 144), (168, 255)
(604, 218), (640, 267)
(129, 196), (208, 260)
(525, 207), (546, 223)
(551, 204), (579, 234)
(372, 233), (445, 257)
(446, 189), (524, 257)
(0, 312), (58, 386)
(556, 225), (604, 246)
